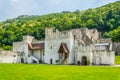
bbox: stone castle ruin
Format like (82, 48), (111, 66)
(0, 27), (115, 65)
(0, 49), (18, 63)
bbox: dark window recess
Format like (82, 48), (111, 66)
(50, 59), (53, 64)
(93, 30), (95, 33)
(50, 46), (52, 49)
(43, 50), (44, 56)
(13, 55), (16, 57)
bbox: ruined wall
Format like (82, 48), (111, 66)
(13, 35), (34, 53)
(75, 43), (93, 65)
(89, 29), (99, 41)
(45, 27), (100, 64)
(13, 42), (25, 53)
(70, 28), (99, 45)
(0, 50), (19, 63)
(71, 28), (97, 65)
(112, 43), (120, 55)
(11, 27), (115, 65)
(45, 28), (74, 64)
(13, 35), (34, 63)
(92, 51), (114, 65)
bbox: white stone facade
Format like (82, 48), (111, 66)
(0, 50), (19, 63)
(13, 36), (44, 64)
(11, 27), (115, 65)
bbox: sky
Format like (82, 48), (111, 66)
(0, 0), (118, 21)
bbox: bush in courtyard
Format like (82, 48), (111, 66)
(55, 60), (59, 64)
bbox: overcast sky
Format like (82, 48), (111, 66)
(0, 0), (118, 21)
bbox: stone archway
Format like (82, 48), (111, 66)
(21, 58), (24, 63)
(81, 56), (87, 65)
(50, 59), (53, 64)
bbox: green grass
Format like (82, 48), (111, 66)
(115, 56), (120, 64)
(0, 64), (120, 80)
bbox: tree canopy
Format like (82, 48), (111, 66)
(0, 1), (120, 50)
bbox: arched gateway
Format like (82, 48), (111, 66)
(81, 56), (87, 65)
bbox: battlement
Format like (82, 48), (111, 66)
(45, 27), (72, 39)
(45, 27), (100, 42)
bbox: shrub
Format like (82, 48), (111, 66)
(39, 60), (42, 63)
(2, 45), (12, 50)
(55, 60), (59, 64)
(77, 61), (81, 65)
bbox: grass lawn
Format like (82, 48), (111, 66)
(115, 56), (120, 64)
(0, 64), (120, 80)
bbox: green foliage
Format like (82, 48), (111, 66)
(2, 45), (12, 50)
(55, 60), (59, 64)
(0, 1), (120, 50)
(104, 26), (120, 42)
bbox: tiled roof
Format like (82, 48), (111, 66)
(58, 42), (69, 53)
(28, 43), (44, 50)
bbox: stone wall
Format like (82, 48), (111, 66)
(45, 27), (72, 40)
(76, 44), (93, 65)
(45, 37), (74, 64)
(11, 27), (115, 65)
(0, 50), (19, 63)
(44, 27), (114, 65)
(92, 51), (114, 65)
(33, 50), (44, 62)
(45, 27), (74, 64)
(13, 42), (25, 53)
(13, 35), (35, 63)
(13, 35), (45, 63)
(112, 43), (120, 55)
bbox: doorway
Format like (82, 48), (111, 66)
(81, 56), (87, 65)
(21, 58), (24, 63)
(50, 59), (53, 64)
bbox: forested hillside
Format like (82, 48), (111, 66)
(0, 1), (120, 50)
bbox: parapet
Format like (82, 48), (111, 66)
(45, 27), (72, 39)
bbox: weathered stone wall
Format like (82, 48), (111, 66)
(45, 27), (111, 65)
(92, 51), (114, 65)
(0, 50), (19, 63)
(89, 29), (99, 41)
(13, 35), (34, 53)
(112, 43), (120, 55)
(75, 42), (93, 65)
(45, 28), (72, 39)
(13, 35), (35, 63)
(45, 28), (74, 64)
(33, 50), (44, 62)
(13, 42), (25, 53)
(45, 37), (74, 64)
(11, 27), (115, 65)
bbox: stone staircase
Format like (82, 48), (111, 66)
(30, 56), (39, 63)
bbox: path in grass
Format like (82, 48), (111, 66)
(0, 64), (120, 80)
